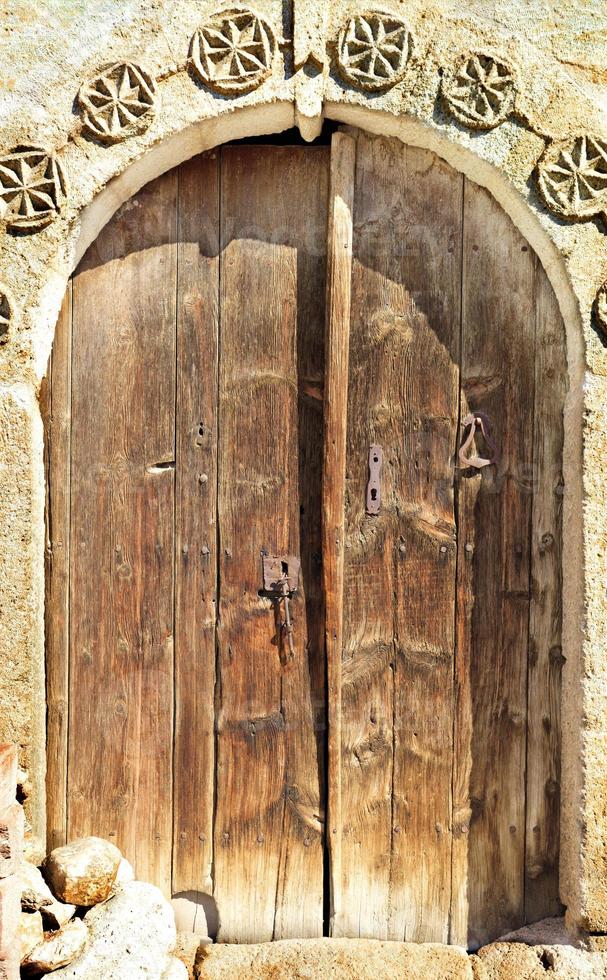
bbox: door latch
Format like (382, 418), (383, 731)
(366, 445), (383, 515)
(261, 554), (300, 659)
(458, 412), (500, 469)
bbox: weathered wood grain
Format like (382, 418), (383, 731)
(68, 174), (177, 895)
(44, 136), (566, 946)
(214, 146), (325, 941)
(525, 266), (566, 921)
(339, 133), (461, 941)
(452, 180), (536, 949)
(273, 146), (329, 941)
(388, 143), (462, 944)
(44, 283), (72, 851)
(323, 132), (356, 937)
(172, 153), (220, 901)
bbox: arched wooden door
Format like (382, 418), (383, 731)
(45, 130), (566, 948)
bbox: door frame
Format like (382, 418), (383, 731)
(1, 85), (592, 930)
(68, 105), (585, 927)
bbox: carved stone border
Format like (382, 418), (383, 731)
(0, 10), (603, 248)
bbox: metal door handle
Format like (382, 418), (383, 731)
(458, 412), (500, 469)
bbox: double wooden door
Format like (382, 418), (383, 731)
(45, 130), (566, 949)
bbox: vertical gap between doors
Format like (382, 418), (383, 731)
(170, 165), (180, 899)
(210, 147), (223, 924)
(64, 276), (74, 847)
(522, 252), (540, 925)
(448, 171), (466, 945)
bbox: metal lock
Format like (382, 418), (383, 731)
(261, 554), (301, 659)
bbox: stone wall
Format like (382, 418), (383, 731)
(1, 0), (607, 941)
(0, 746), (23, 980)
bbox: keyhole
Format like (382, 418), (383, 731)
(371, 488), (377, 501)
(373, 455), (378, 463)
(281, 560), (289, 576)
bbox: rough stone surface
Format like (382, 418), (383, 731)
(0, 948), (19, 980)
(162, 958), (189, 980)
(115, 857), (134, 887)
(474, 942), (607, 979)
(0, 384), (46, 848)
(1, 0), (607, 943)
(50, 881), (177, 979)
(17, 860), (77, 931)
(22, 918), (88, 975)
(0, 876), (20, 959)
(174, 933), (200, 979)
(0, 804), (24, 878)
(498, 917), (575, 946)
(43, 837), (121, 906)
(22, 835), (46, 868)
(584, 937), (607, 953)
(195, 939), (473, 979)
(18, 861), (53, 912)
(17, 909), (43, 961)
(0, 748), (17, 811)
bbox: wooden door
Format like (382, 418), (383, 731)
(45, 130), (566, 948)
(45, 144), (328, 942)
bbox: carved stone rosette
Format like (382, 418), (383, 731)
(0, 146), (67, 232)
(78, 62), (158, 144)
(537, 135), (607, 223)
(336, 10), (414, 92)
(190, 7), (277, 94)
(0, 286), (13, 343)
(441, 53), (516, 130)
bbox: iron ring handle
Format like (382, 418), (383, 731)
(458, 412), (500, 469)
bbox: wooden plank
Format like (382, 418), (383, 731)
(323, 131), (356, 938)
(274, 147), (330, 941)
(525, 267), (566, 921)
(44, 283), (72, 851)
(214, 145), (327, 941)
(68, 174), (177, 895)
(388, 144), (462, 944)
(338, 133), (461, 941)
(451, 180), (536, 948)
(172, 152), (220, 907)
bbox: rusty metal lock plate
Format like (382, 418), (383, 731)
(262, 554), (301, 594)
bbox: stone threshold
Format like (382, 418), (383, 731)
(192, 936), (607, 979)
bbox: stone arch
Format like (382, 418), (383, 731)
(1, 0), (606, 940)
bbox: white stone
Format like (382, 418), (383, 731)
(23, 833), (46, 867)
(43, 899), (78, 929)
(22, 918), (88, 974)
(18, 861), (54, 910)
(50, 881), (177, 979)
(18, 860), (77, 927)
(161, 957), (189, 980)
(43, 836), (121, 906)
(115, 857), (134, 886)
(17, 909), (43, 961)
